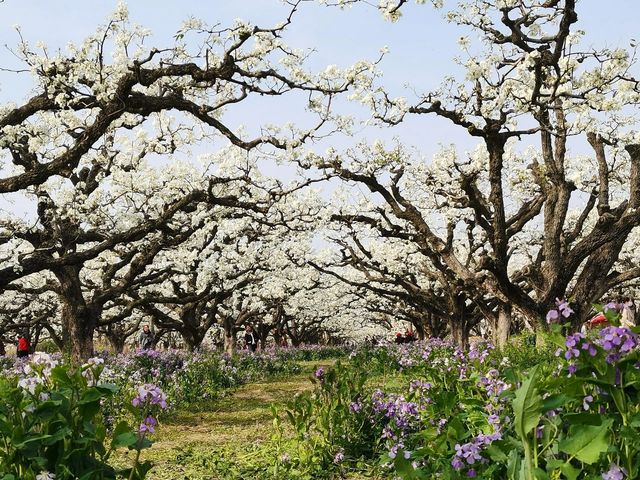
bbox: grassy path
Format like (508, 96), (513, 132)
(125, 362), (328, 479)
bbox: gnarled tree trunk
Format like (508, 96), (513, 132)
(54, 265), (96, 361)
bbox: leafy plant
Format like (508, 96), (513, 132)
(0, 354), (161, 480)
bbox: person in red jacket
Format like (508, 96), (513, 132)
(17, 333), (30, 358)
(581, 313), (610, 332)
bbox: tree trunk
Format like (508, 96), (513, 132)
(107, 334), (126, 354)
(494, 304), (512, 349)
(223, 318), (236, 355)
(55, 266), (95, 361)
(413, 319), (426, 340)
(181, 329), (205, 352)
(450, 320), (469, 350)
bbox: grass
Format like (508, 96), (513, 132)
(117, 362), (339, 480)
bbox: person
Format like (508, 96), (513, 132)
(245, 325), (258, 352)
(582, 312), (610, 332)
(138, 324), (155, 350)
(17, 333), (30, 358)
(277, 330), (289, 348)
(394, 332), (404, 344)
(621, 297), (636, 329)
(404, 329), (416, 343)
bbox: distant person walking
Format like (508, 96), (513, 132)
(277, 329), (289, 348)
(245, 325), (258, 352)
(621, 297), (636, 329)
(138, 324), (155, 350)
(17, 333), (30, 358)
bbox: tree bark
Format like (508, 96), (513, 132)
(54, 265), (96, 361)
(450, 320), (469, 350)
(223, 317), (236, 355)
(494, 304), (512, 349)
(106, 334), (126, 354)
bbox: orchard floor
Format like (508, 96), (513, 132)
(116, 361), (378, 480)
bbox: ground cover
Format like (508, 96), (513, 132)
(5, 320), (640, 480)
(121, 360), (369, 480)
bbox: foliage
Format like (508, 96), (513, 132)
(271, 328), (640, 479)
(273, 361), (378, 479)
(0, 353), (160, 480)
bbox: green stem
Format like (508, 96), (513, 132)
(129, 433), (146, 480)
(615, 370), (633, 476)
(523, 434), (534, 480)
(533, 429), (539, 472)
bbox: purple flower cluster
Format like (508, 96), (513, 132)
(477, 369), (511, 428)
(139, 415), (157, 434)
(314, 367), (325, 381)
(565, 332), (597, 360)
(371, 389), (424, 457)
(388, 442), (410, 460)
(478, 369), (511, 399)
(556, 333), (597, 373)
(451, 432), (502, 474)
(604, 302), (622, 313)
(372, 391), (421, 430)
(598, 327), (638, 363)
(132, 383), (168, 409)
(602, 462), (626, 480)
(546, 298), (574, 323)
(468, 341), (494, 364)
(349, 399), (363, 413)
(408, 379), (433, 404)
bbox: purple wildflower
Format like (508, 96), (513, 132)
(602, 462), (626, 480)
(132, 384), (168, 409)
(556, 298), (574, 318)
(598, 327), (638, 363)
(139, 415), (157, 434)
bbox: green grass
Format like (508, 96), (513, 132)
(113, 359), (392, 479)
(116, 362), (342, 480)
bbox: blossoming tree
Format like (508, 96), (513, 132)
(306, 0), (640, 345)
(0, 3), (372, 359)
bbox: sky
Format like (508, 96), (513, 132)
(0, 0), (638, 216)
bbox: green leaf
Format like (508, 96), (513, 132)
(533, 467), (549, 479)
(132, 460), (153, 479)
(513, 365), (542, 440)
(563, 412), (605, 426)
(113, 431), (138, 449)
(546, 459), (580, 480)
(507, 448), (521, 480)
(394, 452), (419, 479)
(79, 388), (105, 404)
(95, 383), (118, 394)
(559, 462), (580, 480)
(13, 434), (53, 449)
(50, 366), (73, 387)
(559, 419), (613, 464)
(541, 394), (569, 411)
(485, 442), (508, 463)
(110, 421), (137, 449)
